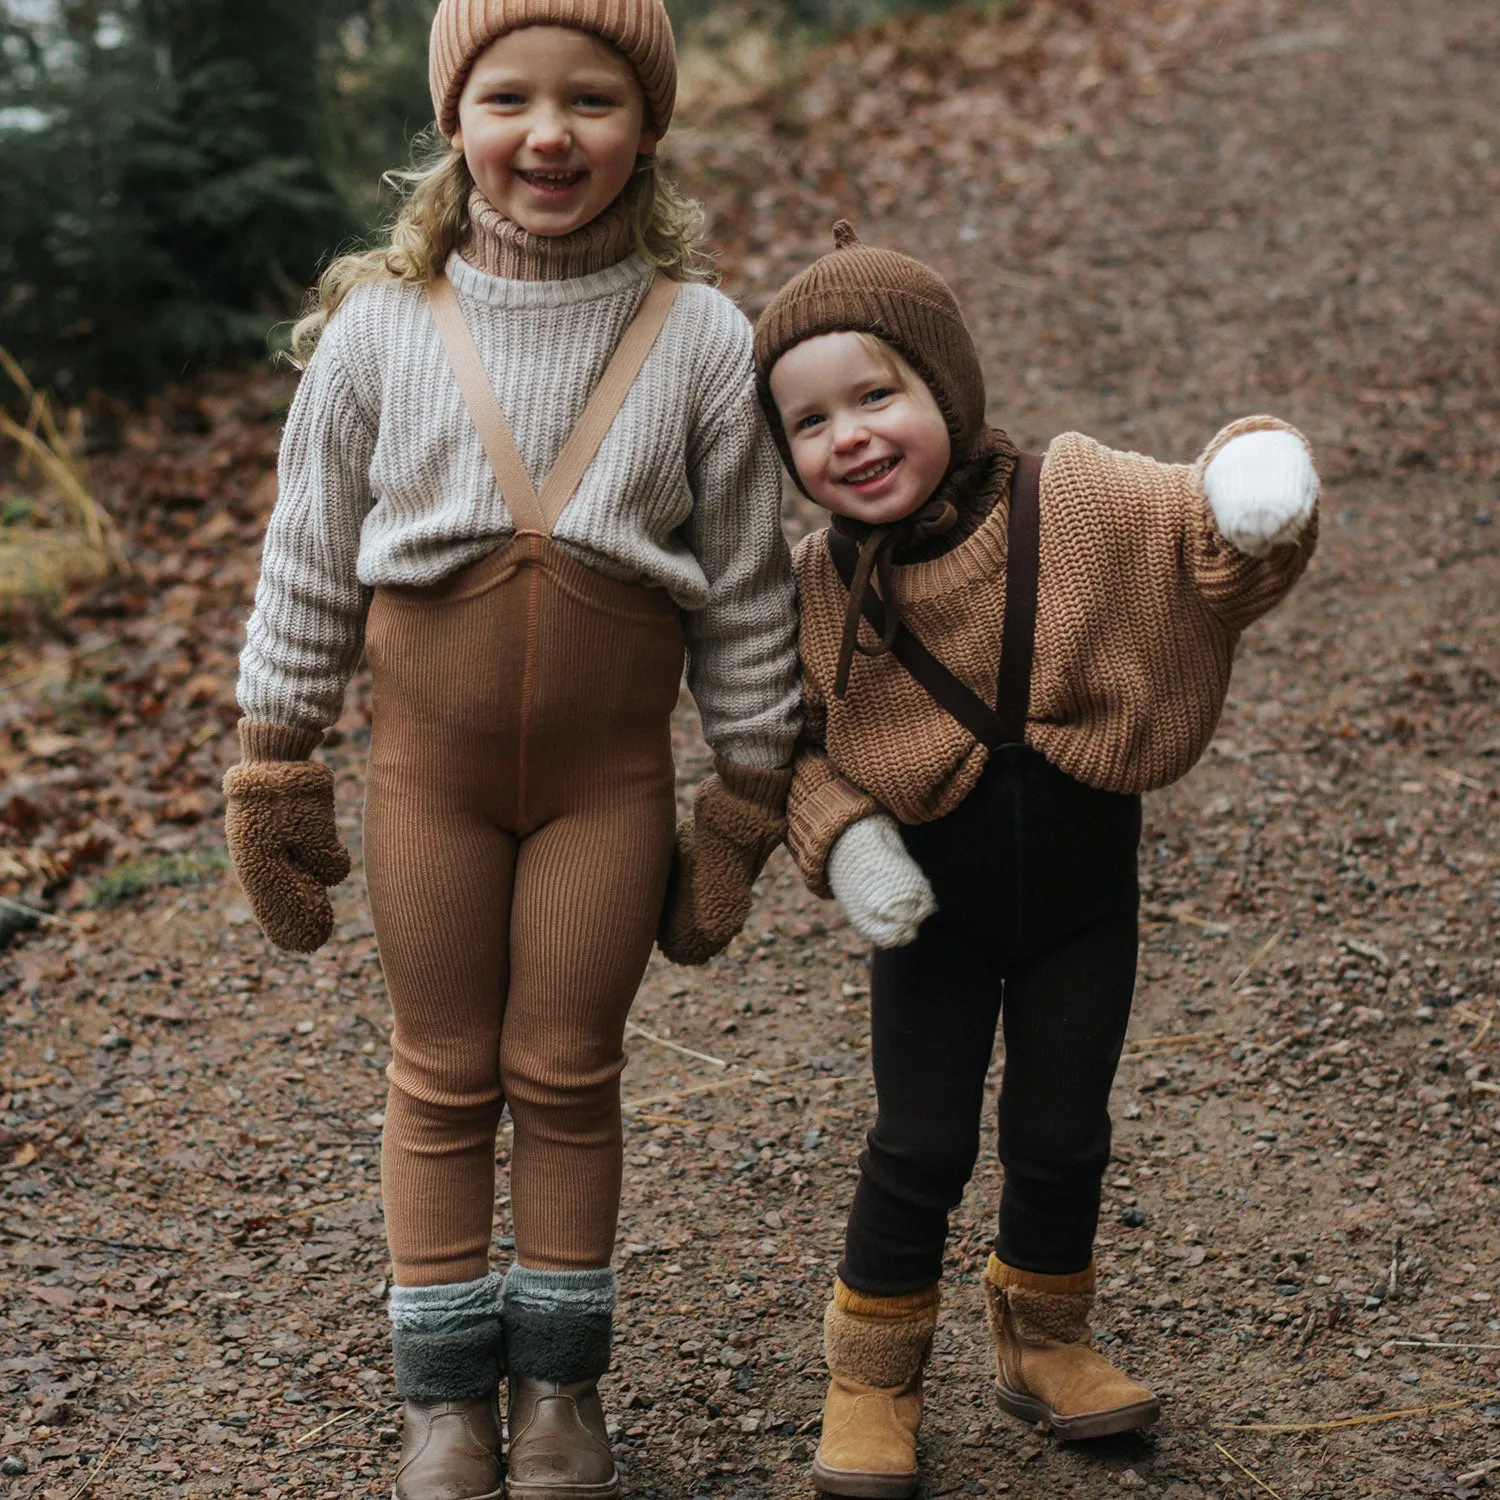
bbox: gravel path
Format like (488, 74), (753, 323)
(2, 0), (1497, 1496)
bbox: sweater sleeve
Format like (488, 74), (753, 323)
(680, 323), (802, 771)
(786, 667), (881, 899)
(1184, 415), (1319, 635)
(237, 318), (377, 734)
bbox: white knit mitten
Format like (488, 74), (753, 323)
(827, 814), (937, 949)
(1203, 429), (1318, 557)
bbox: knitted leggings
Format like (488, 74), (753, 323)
(840, 746), (1141, 1295)
(363, 535), (683, 1286)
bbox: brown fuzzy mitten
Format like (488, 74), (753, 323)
(658, 760), (791, 966)
(223, 723), (351, 953)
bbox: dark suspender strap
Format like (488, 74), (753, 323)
(829, 528), (1007, 745)
(993, 451), (1042, 746)
(826, 452), (1043, 750)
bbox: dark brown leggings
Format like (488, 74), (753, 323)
(841, 746), (1142, 1295)
(362, 535), (683, 1285)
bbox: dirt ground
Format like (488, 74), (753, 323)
(2, 0), (1498, 1496)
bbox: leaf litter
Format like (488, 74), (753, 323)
(1, 0), (1498, 1495)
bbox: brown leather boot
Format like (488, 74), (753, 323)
(811, 1280), (940, 1498)
(392, 1396), (504, 1500)
(504, 1374), (619, 1499)
(983, 1254), (1159, 1439)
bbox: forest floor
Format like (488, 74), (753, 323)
(2, 0), (1499, 1496)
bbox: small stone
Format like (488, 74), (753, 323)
(1, 1455), (28, 1476)
(1120, 1207), (1148, 1228)
(1117, 1470), (1148, 1491)
(378, 1426), (400, 1445)
(718, 1346), (748, 1369)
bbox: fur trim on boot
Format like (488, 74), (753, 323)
(982, 1254), (1159, 1439)
(389, 1272), (505, 1403)
(502, 1267), (620, 1498)
(389, 1275), (506, 1499)
(502, 1265), (615, 1383)
(812, 1280), (939, 1499)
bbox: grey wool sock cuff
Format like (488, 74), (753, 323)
(389, 1271), (504, 1401)
(503, 1265), (616, 1383)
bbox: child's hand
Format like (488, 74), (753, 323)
(658, 765), (790, 966)
(1203, 429), (1318, 557)
(828, 814), (937, 949)
(223, 761), (352, 953)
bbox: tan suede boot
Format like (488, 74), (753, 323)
(982, 1254), (1159, 1439)
(392, 1396), (504, 1500)
(811, 1280), (940, 1499)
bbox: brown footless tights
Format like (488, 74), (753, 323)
(362, 533), (683, 1285)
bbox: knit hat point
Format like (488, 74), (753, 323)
(832, 219), (861, 249)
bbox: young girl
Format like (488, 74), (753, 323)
(222, 5), (800, 1495)
(756, 224), (1318, 1497)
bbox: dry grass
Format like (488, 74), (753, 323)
(0, 346), (126, 611)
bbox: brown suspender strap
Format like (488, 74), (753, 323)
(993, 450), (1042, 747)
(426, 272), (548, 535)
(536, 273), (679, 532)
(424, 271), (681, 538)
(827, 452), (1043, 750)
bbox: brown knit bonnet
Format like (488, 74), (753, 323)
(429, 0), (678, 138)
(754, 221), (989, 468)
(755, 222), (1016, 697)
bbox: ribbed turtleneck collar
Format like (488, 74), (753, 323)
(459, 188), (636, 282)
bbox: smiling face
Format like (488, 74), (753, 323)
(769, 331), (952, 525)
(454, 26), (656, 237)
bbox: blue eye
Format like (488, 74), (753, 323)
(861, 386), (895, 405)
(795, 413), (825, 432)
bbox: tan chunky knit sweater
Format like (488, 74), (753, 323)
(788, 417), (1317, 896)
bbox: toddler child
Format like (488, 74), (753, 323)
(755, 223), (1317, 1496)
(222, 4), (801, 1495)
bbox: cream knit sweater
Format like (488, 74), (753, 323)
(237, 250), (800, 769)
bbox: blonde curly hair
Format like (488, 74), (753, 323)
(288, 137), (715, 365)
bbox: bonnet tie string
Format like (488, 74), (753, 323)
(833, 495), (957, 698)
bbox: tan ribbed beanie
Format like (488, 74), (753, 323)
(429, 0), (678, 138)
(754, 221), (987, 463)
